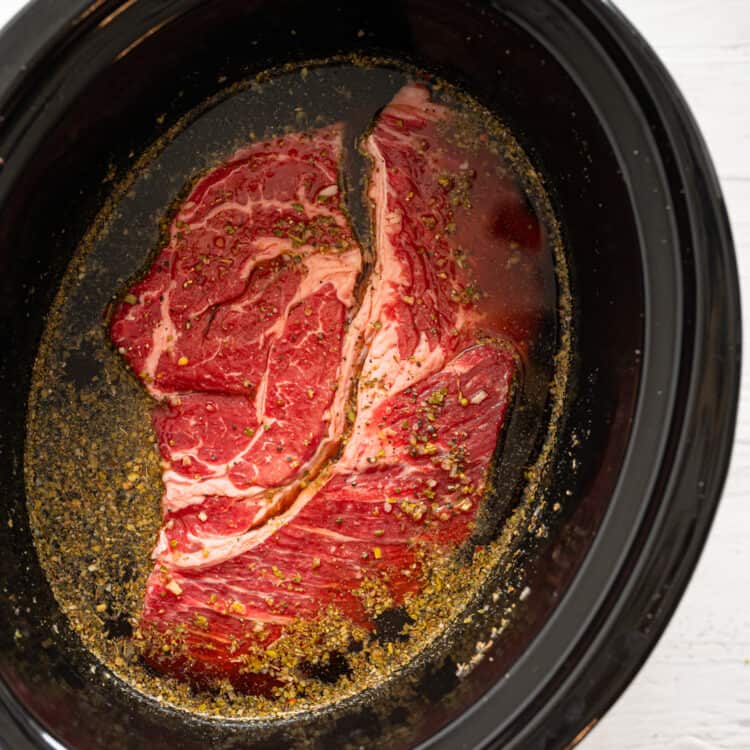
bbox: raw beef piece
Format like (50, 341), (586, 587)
(135, 84), (519, 689)
(110, 125), (363, 522)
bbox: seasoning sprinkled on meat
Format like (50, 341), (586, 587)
(133, 84), (519, 689)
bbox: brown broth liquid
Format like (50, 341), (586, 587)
(24, 60), (569, 719)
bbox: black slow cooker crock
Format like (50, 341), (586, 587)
(0, 1), (740, 748)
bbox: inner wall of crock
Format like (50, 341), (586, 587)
(0, 1), (644, 748)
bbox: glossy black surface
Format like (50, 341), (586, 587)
(0, 1), (740, 749)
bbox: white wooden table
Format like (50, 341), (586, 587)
(0, 1), (747, 747)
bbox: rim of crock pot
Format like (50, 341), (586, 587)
(0, 2), (739, 749)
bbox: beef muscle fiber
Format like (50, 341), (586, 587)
(113, 85), (519, 690)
